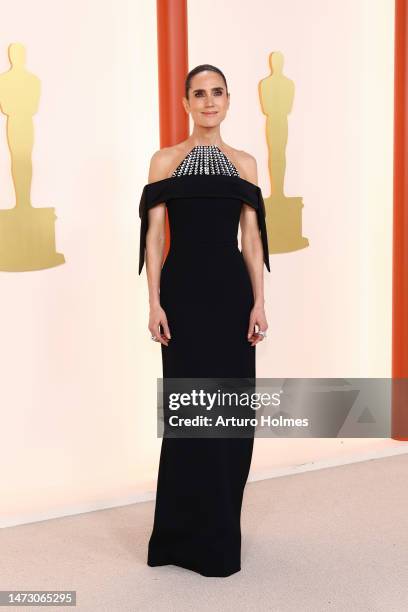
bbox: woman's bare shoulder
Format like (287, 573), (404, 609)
(148, 146), (176, 182)
(147, 142), (190, 182)
(226, 146), (258, 184)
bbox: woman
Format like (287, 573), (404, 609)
(139, 64), (270, 577)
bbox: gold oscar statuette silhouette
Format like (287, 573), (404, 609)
(259, 51), (309, 253)
(0, 42), (65, 271)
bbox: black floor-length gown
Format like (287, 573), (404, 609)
(138, 144), (270, 577)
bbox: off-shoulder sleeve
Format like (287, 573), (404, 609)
(234, 181), (271, 273)
(138, 185), (149, 275)
(254, 187), (271, 273)
(138, 181), (168, 275)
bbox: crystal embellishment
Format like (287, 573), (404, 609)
(171, 144), (240, 177)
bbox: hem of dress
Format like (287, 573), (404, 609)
(147, 557), (241, 578)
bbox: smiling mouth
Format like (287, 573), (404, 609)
(202, 111), (218, 115)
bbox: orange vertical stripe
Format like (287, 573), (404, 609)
(392, 0), (408, 439)
(156, 0), (189, 260)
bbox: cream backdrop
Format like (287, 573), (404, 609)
(0, 0), (401, 528)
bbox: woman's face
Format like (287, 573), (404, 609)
(183, 70), (230, 127)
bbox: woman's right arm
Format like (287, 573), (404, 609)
(145, 150), (172, 346)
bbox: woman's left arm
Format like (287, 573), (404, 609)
(239, 154), (268, 346)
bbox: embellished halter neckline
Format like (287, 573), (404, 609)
(171, 144), (240, 178)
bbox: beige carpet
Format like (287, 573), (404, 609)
(1, 454), (408, 612)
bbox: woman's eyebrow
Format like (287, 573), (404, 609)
(192, 87), (224, 93)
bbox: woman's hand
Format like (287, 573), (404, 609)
(247, 303), (268, 346)
(149, 304), (172, 346)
